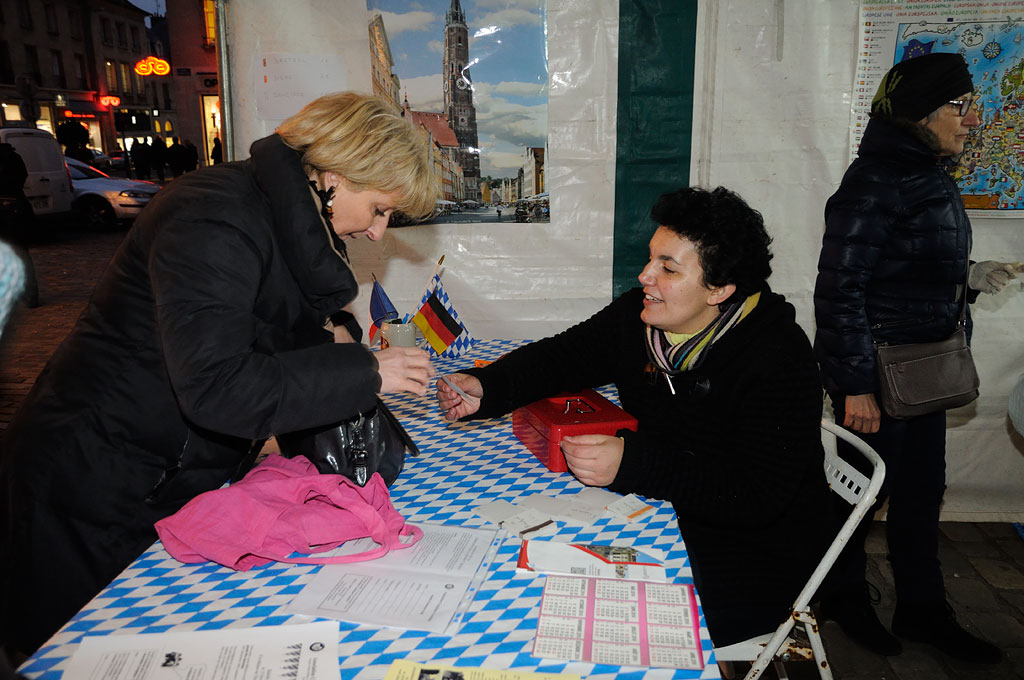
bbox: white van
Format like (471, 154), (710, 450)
(0, 127), (73, 217)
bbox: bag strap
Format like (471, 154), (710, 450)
(273, 523), (423, 565)
(377, 398), (420, 456)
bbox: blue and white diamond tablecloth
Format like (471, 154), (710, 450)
(19, 340), (719, 680)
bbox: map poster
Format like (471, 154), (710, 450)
(855, 2), (1024, 214)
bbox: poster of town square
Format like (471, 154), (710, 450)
(367, 0), (549, 222)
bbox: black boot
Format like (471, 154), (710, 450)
(892, 601), (1001, 664)
(820, 581), (902, 656)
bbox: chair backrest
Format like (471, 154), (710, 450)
(789, 420), (887, 613)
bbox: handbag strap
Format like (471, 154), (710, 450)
(274, 523), (423, 565)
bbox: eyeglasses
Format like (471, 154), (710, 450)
(947, 96), (976, 116)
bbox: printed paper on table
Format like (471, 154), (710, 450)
(533, 575), (703, 670)
(517, 541), (669, 582)
(384, 658), (580, 680)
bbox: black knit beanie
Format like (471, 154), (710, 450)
(870, 53), (974, 121)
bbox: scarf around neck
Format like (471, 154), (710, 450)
(644, 291), (761, 387)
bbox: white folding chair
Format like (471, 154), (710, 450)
(714, 419), (886, 680)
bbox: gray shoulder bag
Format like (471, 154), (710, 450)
(874, 273), (980, 419)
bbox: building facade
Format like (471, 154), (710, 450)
(521, 146), (544, 197)
(165, 0), (220, 166)
(368, 13), (400, 109)
(0, 0), (150, 153)
(441, 0), (479, 202)
(403, 98), (464, 205)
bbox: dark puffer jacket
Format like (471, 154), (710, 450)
(813, 116), (973, 397)
(0, 134), (381, 654)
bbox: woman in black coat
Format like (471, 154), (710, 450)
(437, 187), (833, 647)
(0, 92), (439, 657)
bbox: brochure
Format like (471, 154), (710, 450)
(517, 540), (669, 583)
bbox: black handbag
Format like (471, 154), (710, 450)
(874, 274), (979, 419)
(236, 400), (418, 487)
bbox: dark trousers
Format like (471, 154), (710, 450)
(828, 402), (947, 609)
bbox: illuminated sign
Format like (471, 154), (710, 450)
(134, 56), (171, 76)
(99, 95), (121, 107)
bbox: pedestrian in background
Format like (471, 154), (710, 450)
(210, 137), (223, 165)
(166, 137), (186, 178)
(182, 139), (199, 172)
(151, 136), (167, 182)
(132, 140), (151, 180)
(0, 143), (38, 308)
(814, 52), (1014, 664)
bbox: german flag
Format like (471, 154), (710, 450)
(412, 291), (463, 355)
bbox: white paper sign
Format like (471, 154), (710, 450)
(255, 53), (349, 121)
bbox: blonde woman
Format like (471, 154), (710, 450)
(0, 93), (439, 658)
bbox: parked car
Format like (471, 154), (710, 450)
(0, 127), (73, 218)
(65, 157), (160, 229)
(81, 148), (113, 170)
(107, 149), (128, 171)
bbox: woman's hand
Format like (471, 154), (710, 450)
(844, 393), (881, 434)
(376, 347), (436, 396)
(561, 434), (624, 487)
(435, 373), (482, 420)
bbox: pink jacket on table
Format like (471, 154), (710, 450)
(155, 454), (420, 571)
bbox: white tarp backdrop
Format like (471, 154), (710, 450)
(223, 0), (1024, 520)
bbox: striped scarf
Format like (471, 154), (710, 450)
(644, 291), (761, 391)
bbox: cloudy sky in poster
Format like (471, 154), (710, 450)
(367, 0), (548, 179)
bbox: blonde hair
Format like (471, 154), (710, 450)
(276, 92), (439, 219)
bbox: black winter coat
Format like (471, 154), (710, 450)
(0, 134), (381, 654)
(814, 117), (974, 397)
(465, 288), (832, 646)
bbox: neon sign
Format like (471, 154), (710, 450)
(99, 96), (121, 107)
(134, 56), (171, 76)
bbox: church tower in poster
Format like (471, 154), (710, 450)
(443, 0), (481, 201)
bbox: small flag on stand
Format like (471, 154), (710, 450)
(410, 273), (475, 357)
(368, 276), (399, 344)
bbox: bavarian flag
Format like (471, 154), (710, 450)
(410, 274), (475, 357)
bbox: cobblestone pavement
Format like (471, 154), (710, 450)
(1, 228), (1023, 679)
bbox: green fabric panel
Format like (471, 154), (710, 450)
(613, 0), (698, 296)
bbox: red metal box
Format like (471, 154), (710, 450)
(512, 389), (638, 472)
